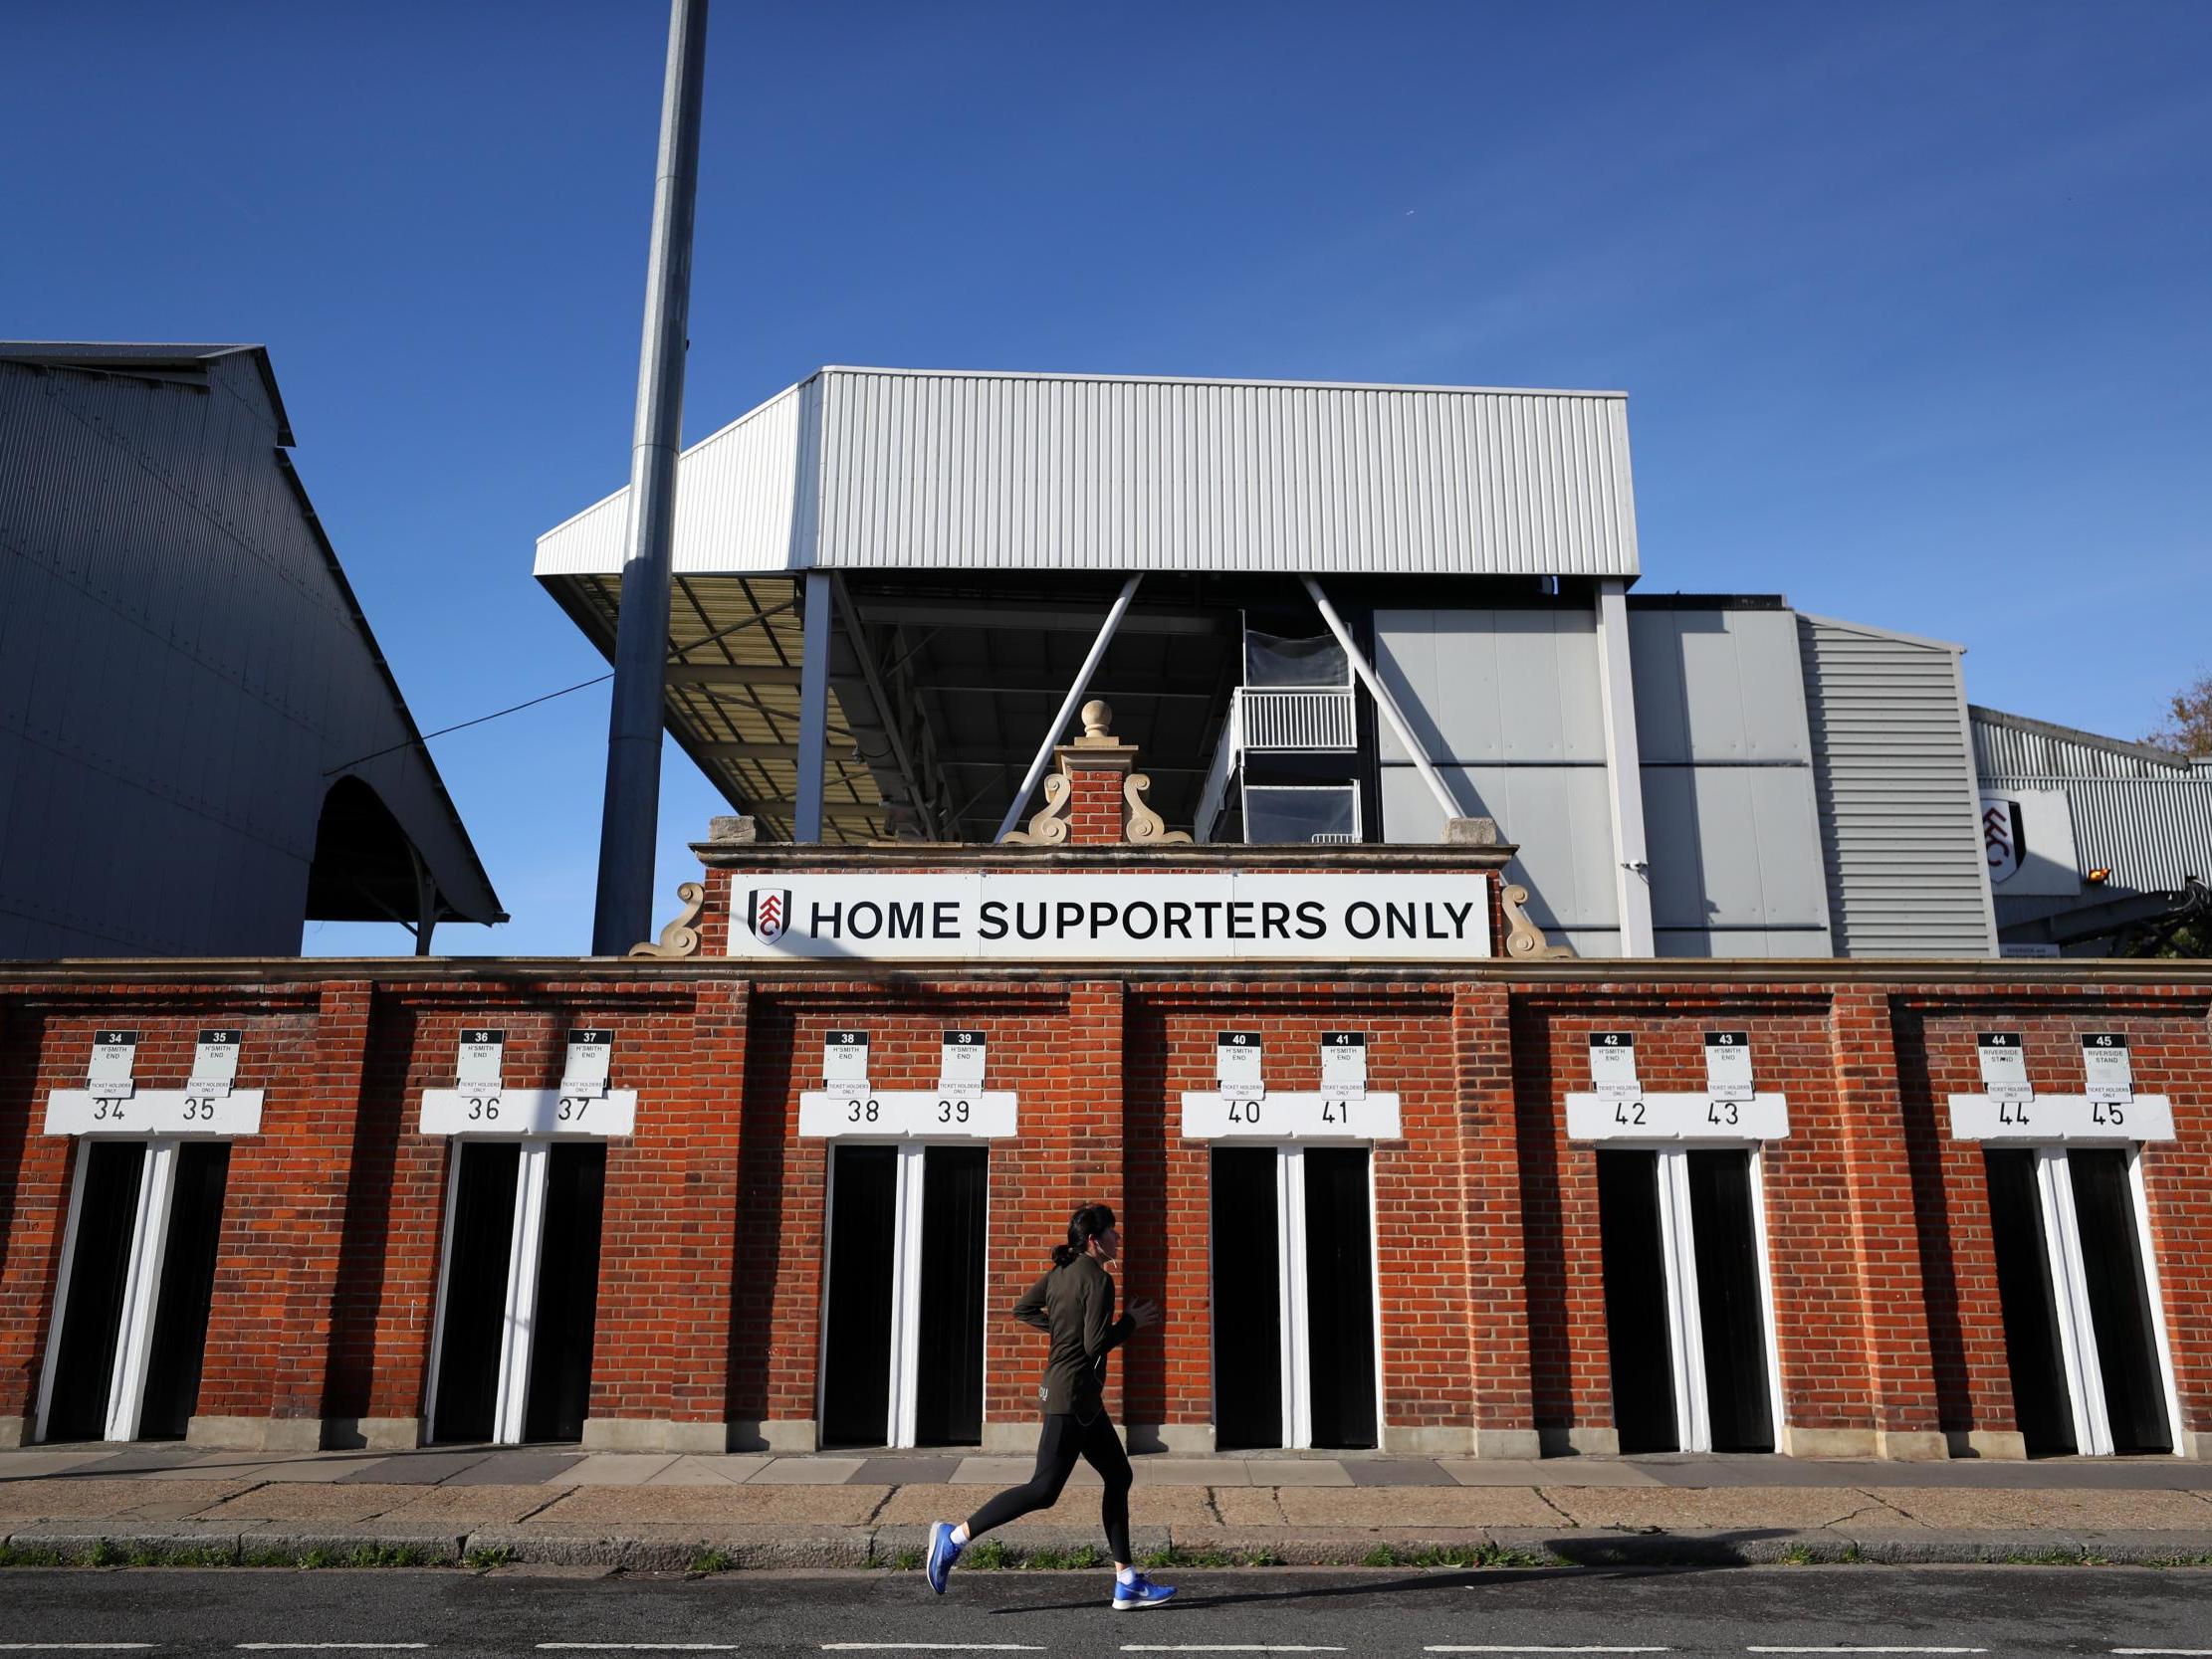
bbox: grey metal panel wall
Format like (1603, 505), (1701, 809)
(1799, 614), (1997, 957)
(0, 353), (496, 957)
(1971, 711), (2195, 779)
(535, 367), (1641, 578)
(1631, 606), (1832, 956)
(1379, 763), (1621, 939)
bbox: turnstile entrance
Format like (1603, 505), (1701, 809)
(41, 1140), (231, 1443)
(1211, 1145), (1377, 1451)
(1597, 1146), (1776, 1454)
(430, 1140), (606, 1444)
(1984, 1146), (2174, 1455)
(821, 1142), (988, 1448)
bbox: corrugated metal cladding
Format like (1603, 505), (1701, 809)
(1978, 776), (2212, 897)
(1970, 706), (2199, 780)
(535, 368), (1639, 577)
(0, 346), (499, 957)
(1798, 616), (1996, 957)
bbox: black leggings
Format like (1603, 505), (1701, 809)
(964, 1410), (1133, 1564)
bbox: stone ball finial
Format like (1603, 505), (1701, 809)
(1080, 699), (1113, 738)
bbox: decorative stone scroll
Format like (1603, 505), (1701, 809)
(629, 881), (706, 958)
(1000, 701), (1192, 847)
(1502, 883), (1576, 959)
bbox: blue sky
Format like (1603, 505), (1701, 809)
(6, 2), (2208, 954)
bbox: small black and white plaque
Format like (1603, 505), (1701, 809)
(1588, 1031), (1640, 1099)
(88, 1030), (139, 1098)
(1217, 1030), (1264, 1093)
(940, 1030), (987, 1091)
(1702, 1031), (1754, 1102)
(187, 1028), (243, 1097)
(2081, 1032), (2133, 1104)
(1319, 1032), (1368, 1095)
(1976, 1032), (2032, 1103)
(823, 1029), (870, 1088)
(456, 1029), (506, 1091)
(560, 1028), (614, 1099)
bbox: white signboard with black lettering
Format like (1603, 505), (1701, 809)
(1319, 1032), (1368, 1096)
(48, 1028), (264, 1138)
(1702, 1031), (1754, 1102)
(1588, 1032), (1640, 1099)
(823, 1030), (870, 1089)
(1947, 1092), (2172, 1143)
(1180, 1089), (1402, 1142)
(940, 1030), (987, 1092)
(1977, 1032), (2032, 1103)
(1217, 1030), (1265, 1094)
(2081, 1033), (2133, 1104)
(420, 1027), (636, 1138)
(798, 1089), (1017, 1140)
(1567, 1092), (1790, 1141)
(725, 872), (1492, 962)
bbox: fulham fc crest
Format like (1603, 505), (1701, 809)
(747, 888), (792, 943)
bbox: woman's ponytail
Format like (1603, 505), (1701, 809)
(1052, 1202), (1117, 1267)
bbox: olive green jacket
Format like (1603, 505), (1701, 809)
(1012, 1254), (1133, 1422)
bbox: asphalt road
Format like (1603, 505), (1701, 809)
(1, 1566), (2207, 1657)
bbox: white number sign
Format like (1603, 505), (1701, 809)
(1702, 1031), (1754, 1102)
(419, 1088), (638, 1138)
(1319, 1031), (1368, 1095)
(186, 1028), (242, 1097)
(2080, 1032), (2133, 1104)
(940, 1030), (988, 1091)
(456, 1029), (506, 1092)
(1588, 1032), (1639, 1099)
(796, 1090), (1017, 1140)
(823, 1030), (870, 1088)
(1217, 1030), (1264, 1094)
(87, 1030), (138, 1099)
(1180, 1090), (1402, 1141)
(1948, 1092), (2172, 1143)
(1566, 1092), (1791, 1142)
(1976, 1032), (2032, 1102)
(558, 1027), (614, 1099)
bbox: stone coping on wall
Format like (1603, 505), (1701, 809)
(689, 840), (1522, 873)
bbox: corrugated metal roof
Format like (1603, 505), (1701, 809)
(1977, 774), (2212, 896)
(1798, 614), (1996, 957)
(536, 366), (1640, 579)
(0, 341), (295, 445)
(1970, 704), (2199, 778)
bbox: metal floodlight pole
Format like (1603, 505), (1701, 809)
(591, 0), (711, 955)
(995, 574), (1143, 840)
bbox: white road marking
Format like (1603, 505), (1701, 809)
(820, 1649), (1050, 1654)
(1125, 1649), (1349, 1653)
(0, 1648), (159, 1652)
(1426, 1650), (1671, 1655)
(1746, 1650), (1987, 1655)
(236, 1648), (430, 1652)
(539, 1650), (752, 1654)
(2113, 1652), (2212, 1656)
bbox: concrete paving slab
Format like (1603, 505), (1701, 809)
(1273, 1485), (1562, 1527)
(566, 1453), (679, 1486)
(382, 1483), (566, 1524)
(337, 1450), (491, 1484)
(532, 1481), (890, 1526)
(1212, 1487), (1287, 1526)
(1133, 1457), (1249, 1485)
(1345, 1458), (1458, 1486)
(870, 1480), (1215, 1529)
(440, 1451), (586, 1486)
(850, 1457), (965, 1486)
(194, 1483), (415, 1523)
(67, 1446), (207, 1476)
(0, 1449), (120, 1480)
(1538, 1485), (1911, 1531)
(247, 1454), (394, 1483)
(1240, 1458), (1353, 1486)
(748, 1456), (867, 1485)
(1444, 1458), (1658, 1487)
(0, 1477), (255, 1522)
(643, 1455), (773, 1486)
(1866, 1484), (2212, 1531)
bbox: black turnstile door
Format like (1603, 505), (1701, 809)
(2069, 1149), (2171, 1454)
(1597, 1149), (1676, 1453)
(432, 1141), (521, 1444)
(138, 1143), (232, 1441)
(1303, 1148), (1377, 1449)
(1984, 1149), (2076, 1454)
(1686, 1149), (1774, 1453)
(46, 1141), (147, 1442)
(1211, 1147), (1282, 1450)
(524, 1143), (607, 1444)
(822, 1145), (898, 1447)
(915, 1146), (988, 1446)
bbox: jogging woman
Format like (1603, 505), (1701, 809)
(926, 1203), (1174, 1610)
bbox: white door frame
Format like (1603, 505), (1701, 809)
(1214, 1141), (1385, 1451)
(820, 1140), (989, 1450)
(2024, 1144), (2181, 1457)
(427, 1139), (553, 1445)
(36, 1138), (187, 1444)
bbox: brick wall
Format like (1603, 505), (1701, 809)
(2, 948), (2207, 1459)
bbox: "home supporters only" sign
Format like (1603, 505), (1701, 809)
(728, 872), (1491, 962)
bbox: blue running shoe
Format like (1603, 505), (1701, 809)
(1111, 1570), (1177, 1610)
(926, 1522), (963, 1594)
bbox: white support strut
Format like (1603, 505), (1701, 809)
(995, 574), (1143, 840)
(1300, 577), (1458, 827)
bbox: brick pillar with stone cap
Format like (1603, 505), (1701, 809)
(1000, 700), (1192, 847)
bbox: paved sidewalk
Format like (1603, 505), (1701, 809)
(3, 1444), (2209, 1569)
